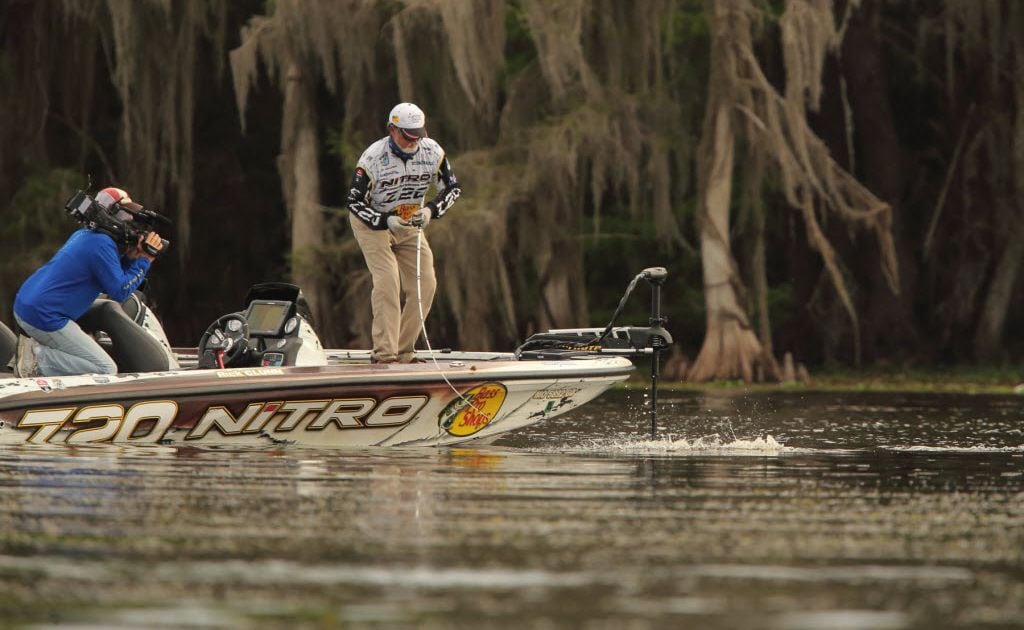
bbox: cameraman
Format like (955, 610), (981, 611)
(12, 187), (165, 377)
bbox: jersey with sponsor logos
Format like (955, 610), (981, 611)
(346, 137), (460, 230)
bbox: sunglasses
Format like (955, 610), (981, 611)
(396, 127), (422, 142)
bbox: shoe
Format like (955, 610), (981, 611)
(370, 356), (398, 365)
(13, 335), (39, 378)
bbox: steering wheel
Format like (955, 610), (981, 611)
(198, 313), (251, 368)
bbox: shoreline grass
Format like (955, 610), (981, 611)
(625, 366), (1024, 394)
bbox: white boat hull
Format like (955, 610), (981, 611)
(0, 355), (633, 448)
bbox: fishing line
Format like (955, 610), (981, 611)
(415, 226), (485, 414)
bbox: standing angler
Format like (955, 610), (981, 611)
(346, 103), (461, 363)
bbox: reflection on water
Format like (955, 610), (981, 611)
(0, 389), (1022, 628)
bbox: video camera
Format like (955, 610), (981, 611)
(64, 188), (171, 257)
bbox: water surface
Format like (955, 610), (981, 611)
(1, 389), (1022, 628)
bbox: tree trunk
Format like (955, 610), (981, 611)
(973, 217), (1024, 363)
(537, 237), (587, 330)
(280, 61), (326, 332)
(841, 0), (918, 362)
(973, 45), (1024, 363)
(745, 156), (772, 358)
(688, 102), (778, 382)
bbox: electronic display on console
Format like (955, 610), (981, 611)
(244, 300), (294, 337)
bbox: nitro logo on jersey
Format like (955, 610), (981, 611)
(377, 172), (432, 189)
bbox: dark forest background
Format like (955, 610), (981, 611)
(1, 0), (1022, 376)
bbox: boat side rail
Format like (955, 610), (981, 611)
(516, 267), (673, 361)
(514, 325), (671, 360)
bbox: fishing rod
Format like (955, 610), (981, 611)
(415, 226), (487, 416)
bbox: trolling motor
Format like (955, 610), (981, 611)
(65, 186), (171, 257)
(516, 267), (673, 436)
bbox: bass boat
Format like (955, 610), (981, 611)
(0, 269), (671, 448)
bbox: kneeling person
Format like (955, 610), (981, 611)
(13, 187), (165, 377)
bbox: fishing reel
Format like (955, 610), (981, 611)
(65, 188), (171, 257)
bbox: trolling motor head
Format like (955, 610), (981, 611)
(65, 185), (171, 257)
(641, 266), (668, 284)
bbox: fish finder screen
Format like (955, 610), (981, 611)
(245, 300), (291, 336)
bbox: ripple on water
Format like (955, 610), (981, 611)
(779, 610), (911, 630)
(1, 388), (1023, 627)
(880, 444), (1024, 453)
(547, 434), (791, 456)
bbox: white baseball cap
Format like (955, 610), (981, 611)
(387, 102), (427, 138)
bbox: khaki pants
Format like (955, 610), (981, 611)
(349, 214), (436, 362)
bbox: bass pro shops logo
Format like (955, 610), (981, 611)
(438, 382), (507, 437)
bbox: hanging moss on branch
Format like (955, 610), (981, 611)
(688, 0), (897, 382)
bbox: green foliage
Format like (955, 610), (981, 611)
(766, 282), (795, 319)
(503, 0), (537, 78)
(665, 0), (710, 43)
(0, 169), (82, 250)
(375, 0), (405, 16)
(324, 126), (371, 174)
(749, 0), (787, 23)
(0, 169), (83, 318)
(581, 212), (704, 350)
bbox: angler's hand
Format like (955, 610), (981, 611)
(386, 214), (416, 235)
(407, 207), (431, 228)
(137, 232), (164, 261)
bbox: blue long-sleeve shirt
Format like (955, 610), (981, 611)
(14, 229), (151, 332)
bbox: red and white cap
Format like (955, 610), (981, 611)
(96, 187), (131, 208)
(95, 187), (142, 215)
(387, 103), (427, 138)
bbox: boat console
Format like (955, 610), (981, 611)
(245, 300), (294, 338)
(197, 283), (326, 369)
